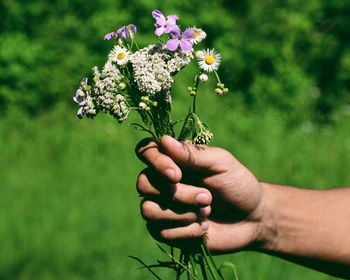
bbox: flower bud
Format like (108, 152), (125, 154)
(199, 74), (208, 82)
(215, 88), (223, 95)
(187, 87), (193, 92)
(223, 88), (229, 94)
(141, 96), (149, 101)
(152, 101), (158, 107)
(195, 50), (205, 59)
(119, 82), (126, 90)
(190, 90), (197, 96)
(138, 102), (147, 109)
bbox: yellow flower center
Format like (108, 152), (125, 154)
(204, 55), (215, 65)
(194, 29), (200, 38)
(117, 52), (126, 60)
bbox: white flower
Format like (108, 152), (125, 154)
(187, 27), (206, 44)
(197, 49), (221, 72)
(195, 50), (205, 59)
(199, 73), (208, 82)
(102, 60), (121, 81)
(108, 45), (130, 66)
(130, 44), (192, 95)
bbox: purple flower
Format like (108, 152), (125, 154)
(104, 32), (116, 40)
(104, 24), (137, 40)
(152, 9), (180, 36)
(166, 28), (194, 52)
(73, 78), (89, 119)
(117, 24), (137, 38)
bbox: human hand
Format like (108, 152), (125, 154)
(136, 135), (267, 253)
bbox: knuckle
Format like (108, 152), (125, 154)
(188, 223), (202, 238)
(172, 186), (184, 202)
(135, 138), (157, 157)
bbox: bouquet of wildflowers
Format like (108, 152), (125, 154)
(74, 9), (237, 280)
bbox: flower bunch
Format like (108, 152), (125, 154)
(74, 9), (235, 280)
(74, 9), (228, 145)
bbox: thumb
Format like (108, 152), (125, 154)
(160, 135), (222, 171)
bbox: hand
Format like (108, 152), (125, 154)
(136, 135), (266, 253)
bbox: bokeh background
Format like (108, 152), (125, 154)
(1, 0), (350, 279)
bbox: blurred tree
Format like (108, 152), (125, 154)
(0, 0), (349, 122)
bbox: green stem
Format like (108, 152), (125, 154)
(192, 94), (197, 114)
(201, 243), (221, 280)
(214, 70), (221, 84)
(189, 253), (198, 279)
(199, 255), (209, 280)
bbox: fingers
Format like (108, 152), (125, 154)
(135, 138), (182, 183)
(141, 200), (211, 223)
(159, 135), (231, 172)
(147, 220), (209, 242)
(137, 168), (212, 206)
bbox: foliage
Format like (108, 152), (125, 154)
(1, 0), (349, 122)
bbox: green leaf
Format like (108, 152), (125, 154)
(218, 262), (239, 280)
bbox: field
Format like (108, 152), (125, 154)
(1, 95), (349, 280)
(1, 1), (350, 278)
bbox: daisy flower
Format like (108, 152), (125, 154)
(186, 27), (206, 44)
(108, 45), (130, 66)
(197, 49), (221, 72)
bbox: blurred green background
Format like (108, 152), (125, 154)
(1, 0), (350, 279)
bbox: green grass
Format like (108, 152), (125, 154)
(0, 101), (349, 280)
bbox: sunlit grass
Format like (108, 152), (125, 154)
(0, 102), (348, 279)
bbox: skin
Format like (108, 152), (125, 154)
(135, 135), (350, 278)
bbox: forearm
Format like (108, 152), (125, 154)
(259, 183), (350, 277)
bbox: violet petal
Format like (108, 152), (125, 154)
(104, 32), (115, 40)
(167, 14), (179, 24)
(155, 26), (165, 36)
(129, 24), (137, 34)
(169, 25), (181, 37)
(166, 39), (180, 51)
(77, 107), (84, 119)
(180, 40), (192, 52)
(182, 28), (195, 40)
(152, 9), (163, 19)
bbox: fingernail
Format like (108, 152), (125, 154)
(196, 193), (210, 205)
(164, 168), (176, 181)
(201, 221), (209, 231)
(199, 206), (210, 218)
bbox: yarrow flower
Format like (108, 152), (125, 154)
(108, 45), (130, 66)
(197, 49), (221, 72)
(152, 9), (180, 36)
(130, 44), (192, 95)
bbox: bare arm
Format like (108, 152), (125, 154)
(260, 183), (350, 277)
(136, 136), (350, 278)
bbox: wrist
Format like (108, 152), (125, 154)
(252, 182), (279, 251)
